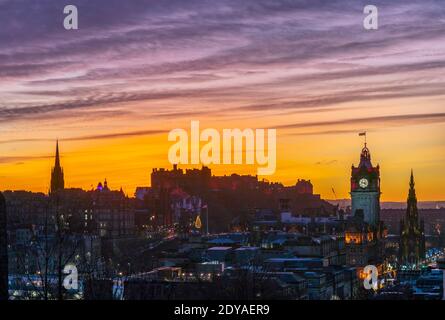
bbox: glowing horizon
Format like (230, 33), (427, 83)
(1, 130), (443, 202)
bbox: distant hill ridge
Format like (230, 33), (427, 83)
(327, 199), (445, 210)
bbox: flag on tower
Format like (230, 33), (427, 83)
(359, 132), (366, 136)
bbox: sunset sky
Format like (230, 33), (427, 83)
(0, 0), (444, 201)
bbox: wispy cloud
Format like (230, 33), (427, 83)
(0, 155), (52, 164)
(276, 113), (445, 131)
(1, 0), (444, 129)
(63, 129), (167, 141)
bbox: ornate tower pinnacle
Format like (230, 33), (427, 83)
(359, 144), (372, 169)
(408, 169), (416, 200)
(400, 170), (425, 265)
(50, 140), (65, 194)
(406, 169), (419, 225)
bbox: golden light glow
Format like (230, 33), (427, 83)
(194, 215), (202, 229)
(1, 119), (444, 201)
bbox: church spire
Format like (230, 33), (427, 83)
(408, 169), (417, 201)
(406, 170), (418, 220)
(50, 140), (65, 194)
(399, 169), (425, 265)
(55, 139), (61, 168)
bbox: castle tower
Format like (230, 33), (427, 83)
(50, 140), (65, 194)
(399, 170), (425, 266)
(350, 141), (381, 226)
(0, 192), (7, 300)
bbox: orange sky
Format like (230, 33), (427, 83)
(1, 111), (444, 201)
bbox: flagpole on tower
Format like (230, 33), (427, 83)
(359, 131), (367, 147)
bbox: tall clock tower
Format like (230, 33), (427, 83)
(351, 142), (381, 227)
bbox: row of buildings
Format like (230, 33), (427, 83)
(121, 140), (434, 300)
(122, 232), (359, 300)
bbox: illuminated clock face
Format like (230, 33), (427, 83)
(359, 178), (369, 189)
